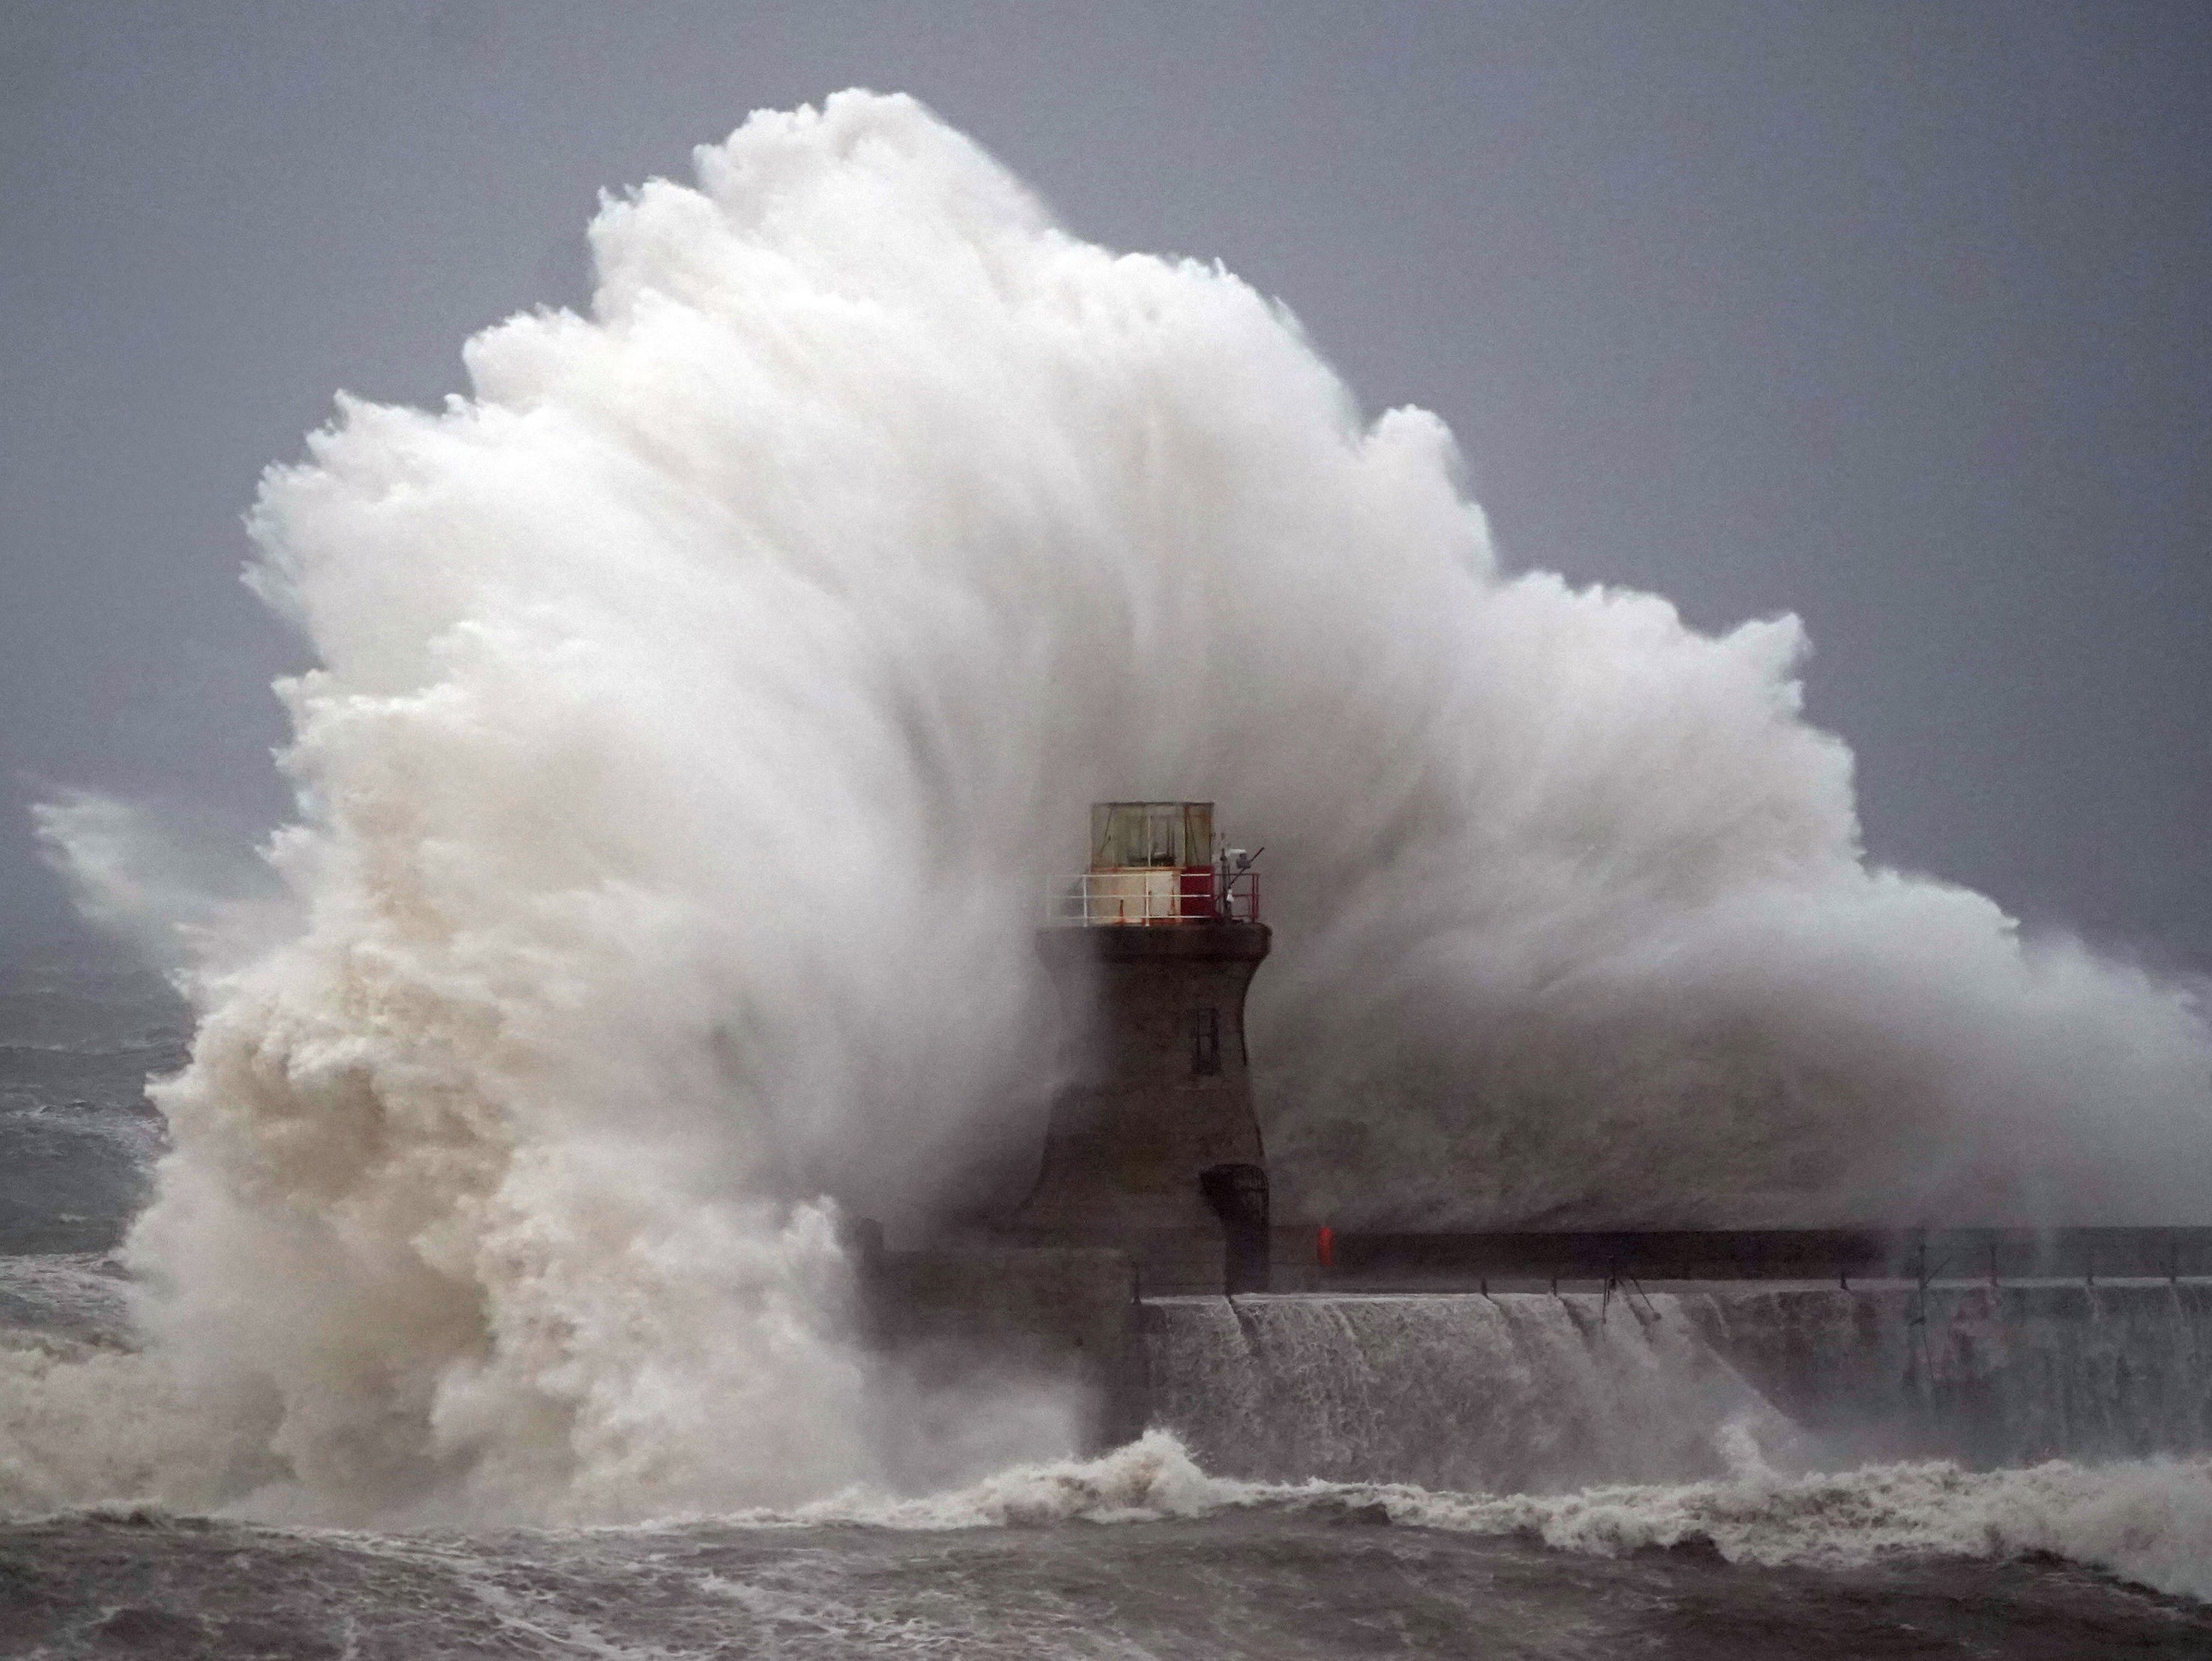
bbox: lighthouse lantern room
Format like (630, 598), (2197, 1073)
(1048, 800), (1260, 927)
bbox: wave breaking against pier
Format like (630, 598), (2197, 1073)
(12, 91), (2211, 1546)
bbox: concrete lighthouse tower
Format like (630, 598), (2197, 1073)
(1007, 802), (1272, 1293)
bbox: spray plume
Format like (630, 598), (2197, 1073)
(19, 90), (2212, 1522)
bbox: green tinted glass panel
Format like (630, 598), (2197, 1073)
(1091, 801), (1214, 868)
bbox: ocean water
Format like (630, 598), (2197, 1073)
(0, 943), (178, 1257)
(6, 1495), (2211, 1660)
(4, 947), (2211, 1656)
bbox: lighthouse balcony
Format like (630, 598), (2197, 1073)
(1046, 867), (1261, 926)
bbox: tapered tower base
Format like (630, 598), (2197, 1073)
(1004, 920), (1271, 1292)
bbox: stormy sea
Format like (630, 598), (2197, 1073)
(5, 942), (2211, 1657)
(7, 94), (2212, 1655)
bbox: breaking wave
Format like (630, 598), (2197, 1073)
(787, 1430), (2212, 1603)
(16, 88), (2211, 1523)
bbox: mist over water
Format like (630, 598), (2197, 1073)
(15, 90), (2212, 1525)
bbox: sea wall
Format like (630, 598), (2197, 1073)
(1141, 1290), (1789, 1491)
(1142, 1284), (2212, 1490)
(1685, 1281), (2212, 1469)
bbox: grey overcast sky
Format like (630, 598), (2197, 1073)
(2, 1), (2207, 967)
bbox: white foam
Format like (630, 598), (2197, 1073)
(773, 1429), (2212, 1603)
(1385, 1447), (2212, 1602)
(0, 1335), (229, 1514)
(9, 1372), (2205, 1606)
(784, 1429), (1251, 1530)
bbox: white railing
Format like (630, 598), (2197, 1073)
(1045, 868), (1260, 926)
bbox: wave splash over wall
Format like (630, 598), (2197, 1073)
(1145, 1287), (2212, 1493)
(1146, 1293), (1801, 1493)
(17, 89), (2212, 1523)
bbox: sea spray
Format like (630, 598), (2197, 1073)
(14, 88), (2212, 1522)
(1142, 1292), (1807, 1492)
(1143, 1286), (2212, 1492)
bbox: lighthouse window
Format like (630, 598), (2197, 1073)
(1191, 1007), (1221, 1076)
(1090, 801), (1215, 870)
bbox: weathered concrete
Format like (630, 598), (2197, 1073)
(863, 1238), (2212, 1470)
(1004, 922), (1270, 1293)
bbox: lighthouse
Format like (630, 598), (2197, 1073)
(1006, 802), (1272, 1293)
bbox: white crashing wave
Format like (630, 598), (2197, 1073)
(14, 88), (2211, 1523)
(808, 1429), (2212, 1604)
